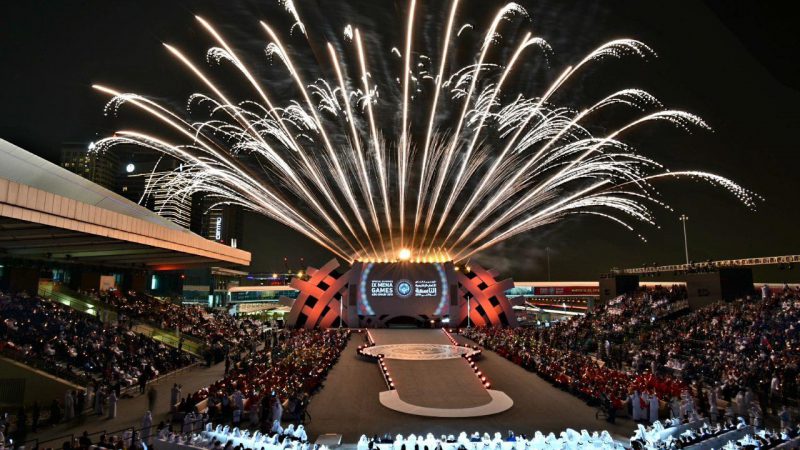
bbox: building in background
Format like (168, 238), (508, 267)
(200, 198), (243, 248)
(61, 141), (244, 243)
(59, 142), (118, 191)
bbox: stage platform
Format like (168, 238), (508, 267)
(306, 331), (635, 442)
(369, 329), (512, 417)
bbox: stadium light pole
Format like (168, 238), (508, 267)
(679, 215), (689, 265)
(466, 292), (472, 328)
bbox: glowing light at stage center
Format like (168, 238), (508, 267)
(398, 248), (412, 261)
(93, 1), (759, 263)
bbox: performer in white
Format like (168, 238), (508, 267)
(630, 391), (642, 422)
(649, 392), (659, 424)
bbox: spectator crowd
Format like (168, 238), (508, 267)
(463, 285), (800, 428)
(1, 287), (274, 436)
(85, 290), (263, 359)
(176, 329), (350, 431)
(0, 292), (195, 391)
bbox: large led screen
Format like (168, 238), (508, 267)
(355, 262), (453, 319)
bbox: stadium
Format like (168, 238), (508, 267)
(0, 2), (798, 450)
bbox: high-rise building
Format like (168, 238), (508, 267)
(59, 142), (119, 190)
(61, 142), (241, 236)
(200, 198), (243, 248)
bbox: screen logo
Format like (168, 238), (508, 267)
(370, 280), (394, 297)
(396, 280), (413, 298)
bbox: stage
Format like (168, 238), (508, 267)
(368, 329), (513, 416)
(306, 331), (635, 442)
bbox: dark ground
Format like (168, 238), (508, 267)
(306, 332), (637, 442)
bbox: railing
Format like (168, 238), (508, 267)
(609, 254), (800, 275)
(130, 324), (204, 357)
(0, 352), (89, 389)
(18, 432), (75, 450)
(40, 289), (118, 323)
(16, 415), (208, 449)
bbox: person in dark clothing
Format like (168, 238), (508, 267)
(600, 392), (616, 424)
(31, 401), (40, 432)
(50, 399), (62, 425)
(76, 390), (86, 416)
(15, 407), (28, 445)
(79, 431), (92, 449)
(147, 387), (158, 412)
(204, 349), (213, 367)
(139, 373), (148, 394)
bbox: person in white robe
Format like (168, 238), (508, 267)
(708, 388), (719, 423)
(630, 391), (642, 422)
(649, 392), (659, 424)
(233, 390), (244, 414)
(357, 435), (369, 450)
(107, 391), (118, 419)
(271, 420), (283, 435)
(64, 390), (74, 421)
(141, 411), (153, 445)
(670, 396), (681, 419)
(294, 425), (307, 442)
(640, 391), (650, 422)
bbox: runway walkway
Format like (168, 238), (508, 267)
(370, 329), (492, 409)
(307, 330), (635, 442)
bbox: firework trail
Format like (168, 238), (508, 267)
(94, 0), (758, 264)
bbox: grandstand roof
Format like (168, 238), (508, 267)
(0, 139), (251, 269)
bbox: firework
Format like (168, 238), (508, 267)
(94, 0), (758, 264)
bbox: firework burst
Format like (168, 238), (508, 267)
(94, 0), (758, 264)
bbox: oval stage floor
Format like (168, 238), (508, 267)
(368, 329), (513, 417)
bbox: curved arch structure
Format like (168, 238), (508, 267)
(454, 264), (517, 327)
(285, 259), (351, 328)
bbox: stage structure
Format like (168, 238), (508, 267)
(284, 259), (517, 328)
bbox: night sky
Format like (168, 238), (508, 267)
(1, 1), (798, 281)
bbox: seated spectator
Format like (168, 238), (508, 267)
(187, 329), (349, 429)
